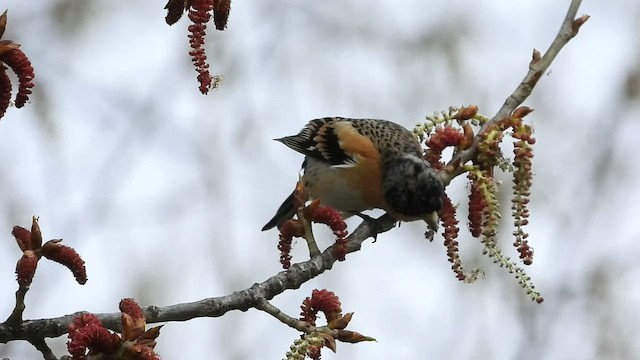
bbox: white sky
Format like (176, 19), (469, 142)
(1, 1), (639, 359)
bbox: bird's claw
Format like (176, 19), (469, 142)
(350, 212), (392, 242)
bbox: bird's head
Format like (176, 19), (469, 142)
(381, 153), (444, 230)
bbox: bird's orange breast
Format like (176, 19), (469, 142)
(333, 122), (384, 209)
(303, 122), (385, 211)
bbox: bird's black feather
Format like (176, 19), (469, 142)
(276, 117), (354, 166)
(262, 189), (296, 231)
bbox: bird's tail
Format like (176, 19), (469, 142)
(262, 190), (296, 231)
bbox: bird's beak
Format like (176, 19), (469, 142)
(424, 211), (439, 232)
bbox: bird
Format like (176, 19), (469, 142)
(262, 117), (444, 232)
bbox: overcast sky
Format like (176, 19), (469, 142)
(1, 1), (639, 359)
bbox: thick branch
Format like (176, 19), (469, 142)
(0, 215), (396, 343)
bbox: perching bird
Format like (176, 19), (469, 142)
(262, 117), (444, 232)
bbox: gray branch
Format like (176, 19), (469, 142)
(0, 215), (396, 343)
(441, 0), (588, 185)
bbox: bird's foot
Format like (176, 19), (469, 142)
(350, 212), (395, 242)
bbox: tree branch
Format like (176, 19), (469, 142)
(4, 284), (28, 327)
(440, 0), (588, 185)
(0, 215), (396, 343)
(255, 298), (313, 333)
(29, 337), (57, 360)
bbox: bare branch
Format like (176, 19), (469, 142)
(29, 338), (57, 360)
(298, 207), (321, 257)
(440, 0), (588, 185)
(0, 215), (396, 343)
(4, 284), (28, 327)
(255, 298), (313, 333)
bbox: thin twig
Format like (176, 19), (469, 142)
(255, 298), (313, 333)
(441, 0), (588, 185)
(298, 208), (321, 257)
(4, 284), (29, 327)
(29, 337), (57, 360)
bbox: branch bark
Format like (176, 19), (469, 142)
(0, 215), (396, 343)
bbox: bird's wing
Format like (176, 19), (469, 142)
(276, 117), (379, 166)
(348, 119), (423, 158)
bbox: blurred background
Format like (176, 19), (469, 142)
(1, 1), (639, 359)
